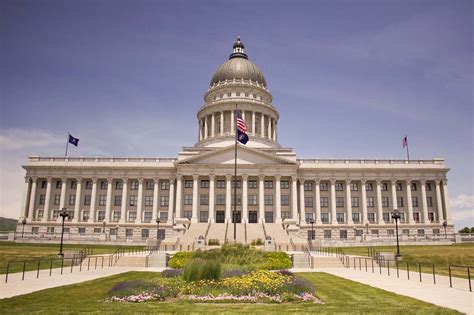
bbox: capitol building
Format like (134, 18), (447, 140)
(17, 38), (453, 247)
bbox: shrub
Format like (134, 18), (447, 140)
(260, 252), (292, 270)
(288, 276), (315, 294)
(208, 239), (220, 246)
(251, 238), (264, 246)
(168, 252), (193, 269)
(161, 269), (183, 278)
(183, 258), (221, 282)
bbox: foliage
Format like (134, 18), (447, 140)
(458, 227), (474, 233)
(207, 239), (220, 246)
(167, 252), (193, 269)
(161, 269), (183, 278)
(0, 217), (17, 232)
(183, 258), (221, 282)
(260, 252), (292, 270)
(251, 238), (263, 246)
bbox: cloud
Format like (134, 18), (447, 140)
(450, 194), (474, 225)
(0, 128), (63, 151)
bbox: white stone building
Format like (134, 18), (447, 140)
(17, 38), (453, 247)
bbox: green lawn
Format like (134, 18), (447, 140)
(0, 242), (141, 274)
(337, 244), (474, 278)
(0, 271), (460, 314)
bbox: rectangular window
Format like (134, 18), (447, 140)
(397, 197), (404, 208)
(350, 183), (358, 191)
(351, 197), (359, 208)
(160, 212), (168, 221)
(248, 180), (257, 189)
(367, 197), (374, 208)
(426, 183), (432, 191)
(113, 211), (120, 222)
(129, 196), (137, 206)
(126, 229), (134, 238)
(427, 197), (433, 207)
(100, 181), (107, 189)
(93, 228), (102, 234)
(336, 197), (344, 208)
(383, 212), (390, 222)
(78, 227), (86, 235)
(320, 197), (329, 208)
(305, 212), (314, 223)
(340, 230), (347, 239)
(84, 195), (91, 206)
(352, 213), (360, 223)
(320, 182), (328, 191)
(335, 183), (344, 191)
(304, 197), (313, 208)
(85, 181), (92, 189)
(396, 183), (403, 191)
(183, 211), (192, 219)
(232, 195), (241, 205)
(54, 194), (60, 205)
(56, 181), (62, 189)
(200, 194), (209, 205)
(304, 182), (313, 191)
(366, 183), (374, 191)
(200, 180), (209, 189)
(217, 180), (226, 189)
(323, 230), (331, 239)
(248, 195), (257, 205)
(265, 195), (273, 206)
(232, 180), (241, 188)
(412, 197), (418, 207)
(143, 212), (152, 222)
(200, 211), (209, 223)
(131, 181), (139, 190)
(37, 210), (44, 219)
(264, 180), (273, 189)
(41, 181), (47, 189)
(99, 195), (107, 206)
(161, 181), (170, 190)
(47, 227), (55, 234)
(428, 212), (435, 222)
(69, 195), (76, 206)
(321, 213), (329, 223)
(184, 180), (193, 188)
(381, 183), (388, 191)
(128, 211), (137, 221)
(184, 194), (193, 205)
(70, 181), (77, 189)
(116, 181), (123, 190)
(387, 229), (394, 235)
(280, 181), (289, 189)
(145, 181), (154, 190)
(417, 229), (425, 236)
(368, 213), (375, 223)
(97, 211), (105, 221)
(39, 194), (45, 205)
(82, 211), (89, 221)
(282, 211), (290, 219)
(160, 196), (169, 207)
(382, 197), (389, 208)
(336, 213), (344, 223)
(371, 230), (379, 235)
(216, 195), (225, 205)
(413, 212), (421, 222)
(433, 228), (440, 236)
(145, 196), (153, 206)
(114, 196), (122, 206)
(411, 183), (417, 191)
(281, 195), (289, 206)
(402, 229), (410, 235)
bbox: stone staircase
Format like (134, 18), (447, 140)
(113, 255), (148, 267)
(206, 223), (226, 244)
(292, 252), (311, 268)
(225, 223), (246, 243)
(179, 223), (208, 246)
(246, 223), (265, 244)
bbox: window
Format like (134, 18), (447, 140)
(161, 181), (170, 190)
(79, 228), (87, 235)
(160, 196), (169, 207)
(413, 212), (420, 222)
(232, 180), (241, 188)
(433, 229), (440, 236)
(97, 211), (106, 221)
(411, 183), (417, 191)
(63, 228), (70, 234)
(367, 197), (374, 208)
(129, 196), (138, 206)
(402, 229), (410, 235)
(113, 211), (120, 222)
(382, 197), (389, 208)
(387, 229), (394, 236)
(248, 180), (257, 189)
(417, 229), (425, 236)
(145, 181), (154, 190)
(217, 180), (226, 189)
(320, 182), (328, 191)
(69, 195), (76, 206)
(351, 197), (359, 208)
(116, 181), (123, 190)
(371, 229), (379, 235)
(323, 230), (331, 239)
(216, 195), (225, 205)
(383, 212), (390, 222)
(41, 181), (47, 189)
(281, 195), (289, 206)
(160, 212), (168, 221)
(143, 212), (152, 222)
(84, 181), (92, 189)
(184, 180), (193, 188)
(114, 196), (122, 206)
(352, 213), (360, 223)
(412, 197), (418, 207)
(366, 183), (374, 191)
(128, 211), (137, 221)
(200, 194), (209, 205)
(396, 183), (403, 191)
(39, 194), (45, 205)
(145, 196), (153, 206)
(427, 197), (433, 207)
(304, 197), (313, 208)
(248, 195), (257, 205)
(100, 181), (107, 189)
(93, 228), (102, 234)
(280, 181), (289, 189)
(426, 183), (432, 191)
(336, 197), (344, 208)
(264, 180), (273, 189)
(368, 213), (375, 223)
(201, 180), (209, 189)
(70, 181), (77, 189)
(54, 194), (60, 205)
(340, 230), (348, 239)
(320, 197), (329, 208)
(350, 183), (358, 191)
(397, 197), (404, 208)
(37, 210), (44, 219)
(305, 212), (314, 223)
(321, 213), (329, 223)
(265, 195), (273, 206)
(82, 211), (89, 221)
(84, 195), (91, 205)
(335, 183), (344, 191)
(184, 194), (193, 205)
(131, 181), (139, 190)
(126, 229), (134, 238)
(183, 211), (192, 219)
(282, 211), (290, 219)
(381, 183), (388, 191)
(428, 212), (435, 222)
(232, 195), (241, 205)
(336, 213), (344, 223)
(56, 181), (62, 189)
(99, 195), (107, 206)
(200, 211), (209, 223)
(47, 227), (55, 234)
(304, 182), (313, 191)
(399, 212), (406, 222)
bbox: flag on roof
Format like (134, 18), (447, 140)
(68, 134), (79, 147)
(236, 110), (248, 144)
(402, 136), (408, 148)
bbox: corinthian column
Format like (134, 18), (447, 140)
(21, 177), (31, 219)
(73, 177), (82, 222)
(28, 177), (38, 220)
(175, 176), (182, 220)
(442, 179), (452, 224)
(168, 177), (175, 224)
(105, 177), (113, 223)
(299, 180), (305, 225)
(330, 180), (337, 224)
(291, 176), (298, 221)
(346, 180), (354, 225)
(209, 175), (215, 223)
(275, 175), (282, 223)
(191, 175), (199, 223)
(89, 177), (98, 222)
(376, 180), (384, 225)
(361, 180), (368, 224)
(42, 177), (52, 222)
(59, 177), (67, 210)
(315, 180), (322, 224)
(120, 178), (128, 223)
(242, 175), (248, 223)
(211, 114), (215, 137)
(420, 180), (429, 223)
(406, 180), (414, 224)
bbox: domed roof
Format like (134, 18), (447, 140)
(210, 37), (267, 87)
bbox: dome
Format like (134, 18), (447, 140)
(210, 37), (267, 87)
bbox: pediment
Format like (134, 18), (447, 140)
(177, 145), (297, 166)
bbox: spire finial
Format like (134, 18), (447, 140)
(230, 36), (247, 59)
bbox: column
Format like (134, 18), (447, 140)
(191, 175), (198, 223)
(242, 175), (248, 223)
(272, 119), (277, 140)
(442, 179), (452, 223)
(330, 179), (337, 224)
(260, 114), (265, 137)
(390, 180), (398, 212)
(175, 176), (182, 220)
(20, 177), (31, 218)
(420, 180), (429, 223)
(105, 177), (113, 223)
(314, 180), (322, 224)
(120, 178), (128, 223)
(361, 180), (368, 224)
(42, 177), (52, 221)
(406, 180), (414, 224)
(258, 175), (265, 223)
(230, 110), (235, 135)
(28, 177), (38, 220)
(225, 175), (232, 222)
(275, 175), (281, 223)
(376, 180), (384, 224)
(137, 178), (144, 222)
(152, 178), (159, 221)
(89, 177), (98, 222)
(435, 180), (444, 222)
(220, 112), (224, 136)
(199, 120), (203, 141)
(204, 118), (208, 139)
(252, 111), (256, 136)
(209, 175), (215, 223)
(211, 113), (215, 137)
(73, 177), (82, 222)
(168, 177), (175, 223)
(59, 177), (67, 210)
(299, 180), (305, 225)
(267, 117), (271, 140)
(345, 180), (354, 224)
(291, 176), (298, 221)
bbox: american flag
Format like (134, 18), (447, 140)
(236, 110), (247, 133)
(402, 136), (408, 148)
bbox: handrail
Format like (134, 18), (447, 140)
(224, 222), (229, 243)
(204, 221), (211, 241)
(262, 222), (267, 238)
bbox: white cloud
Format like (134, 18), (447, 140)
(450, 194), (474, 227)
(0, 128), (63, 151)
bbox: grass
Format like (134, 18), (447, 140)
(337, 244), (474, 278)
(0, 271), (459, 314)
(0, 242), (138, 274)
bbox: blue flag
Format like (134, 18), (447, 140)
(236, 111), (249, 144)
(237, 129), (249, 144)
(68, 134), (79, 147)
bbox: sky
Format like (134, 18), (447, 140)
(0, 0), (472, 228)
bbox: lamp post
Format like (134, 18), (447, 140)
(156, 218), (161, 244)
(58, 208), (69, 256)
(309, 218), (315, 241)
(442, 221), (448, 239)
(391, 209), (401, 259)
(21, 218), (27, 238)
(102, 220), (106, 233)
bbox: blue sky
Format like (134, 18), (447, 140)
(1, 0), (472, 228)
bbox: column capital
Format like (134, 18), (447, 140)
(315, 179), (321, 185)
(345, 179), (352, 184)
(24, 176), (30, 183)
(76, 176), (83, 182)
(209, 174), (215, 180)
(291, 175), (298, 182)
(91, 177), (98, 183)
(299, 178), (306, 184)
(137, 177), (144, 183)
(241, 174), (249, 180)
(192, 174), (199, 180)
(176, 175), (183, 181)
(375, 178), (383, 185)
(31, 176), (38, 182)
(153, 177), (160, 184)
(329, 179), (337, 184)
(390, 179), (398, 185)
(274, 174), (281, 181)
(419, 178), (426, 185)
(360, 178), (367, 184)
(226, 174), (232, 181)
(122, 177), (129, 182)
(61, 176), (68, 182)
(107, 177), (114, 183)
(442, 178), (448, 184)
(46, 176), (53, 182)
(258, 175), (265, 181)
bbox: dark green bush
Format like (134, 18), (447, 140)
(207, 239), (220, 245)
(251, 238), (264, 246)
(183, 258), (221, 282)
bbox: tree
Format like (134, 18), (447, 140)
(458, 227), (472, 233)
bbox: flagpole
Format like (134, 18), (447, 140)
(233, 104), (238, 242)
(405, 135), (410, 161)
(65, 133), (69, 157)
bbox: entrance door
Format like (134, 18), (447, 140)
(216, 211), (225, 223)
(249, 211), (258, 223)
(232, 211), (241, 223)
